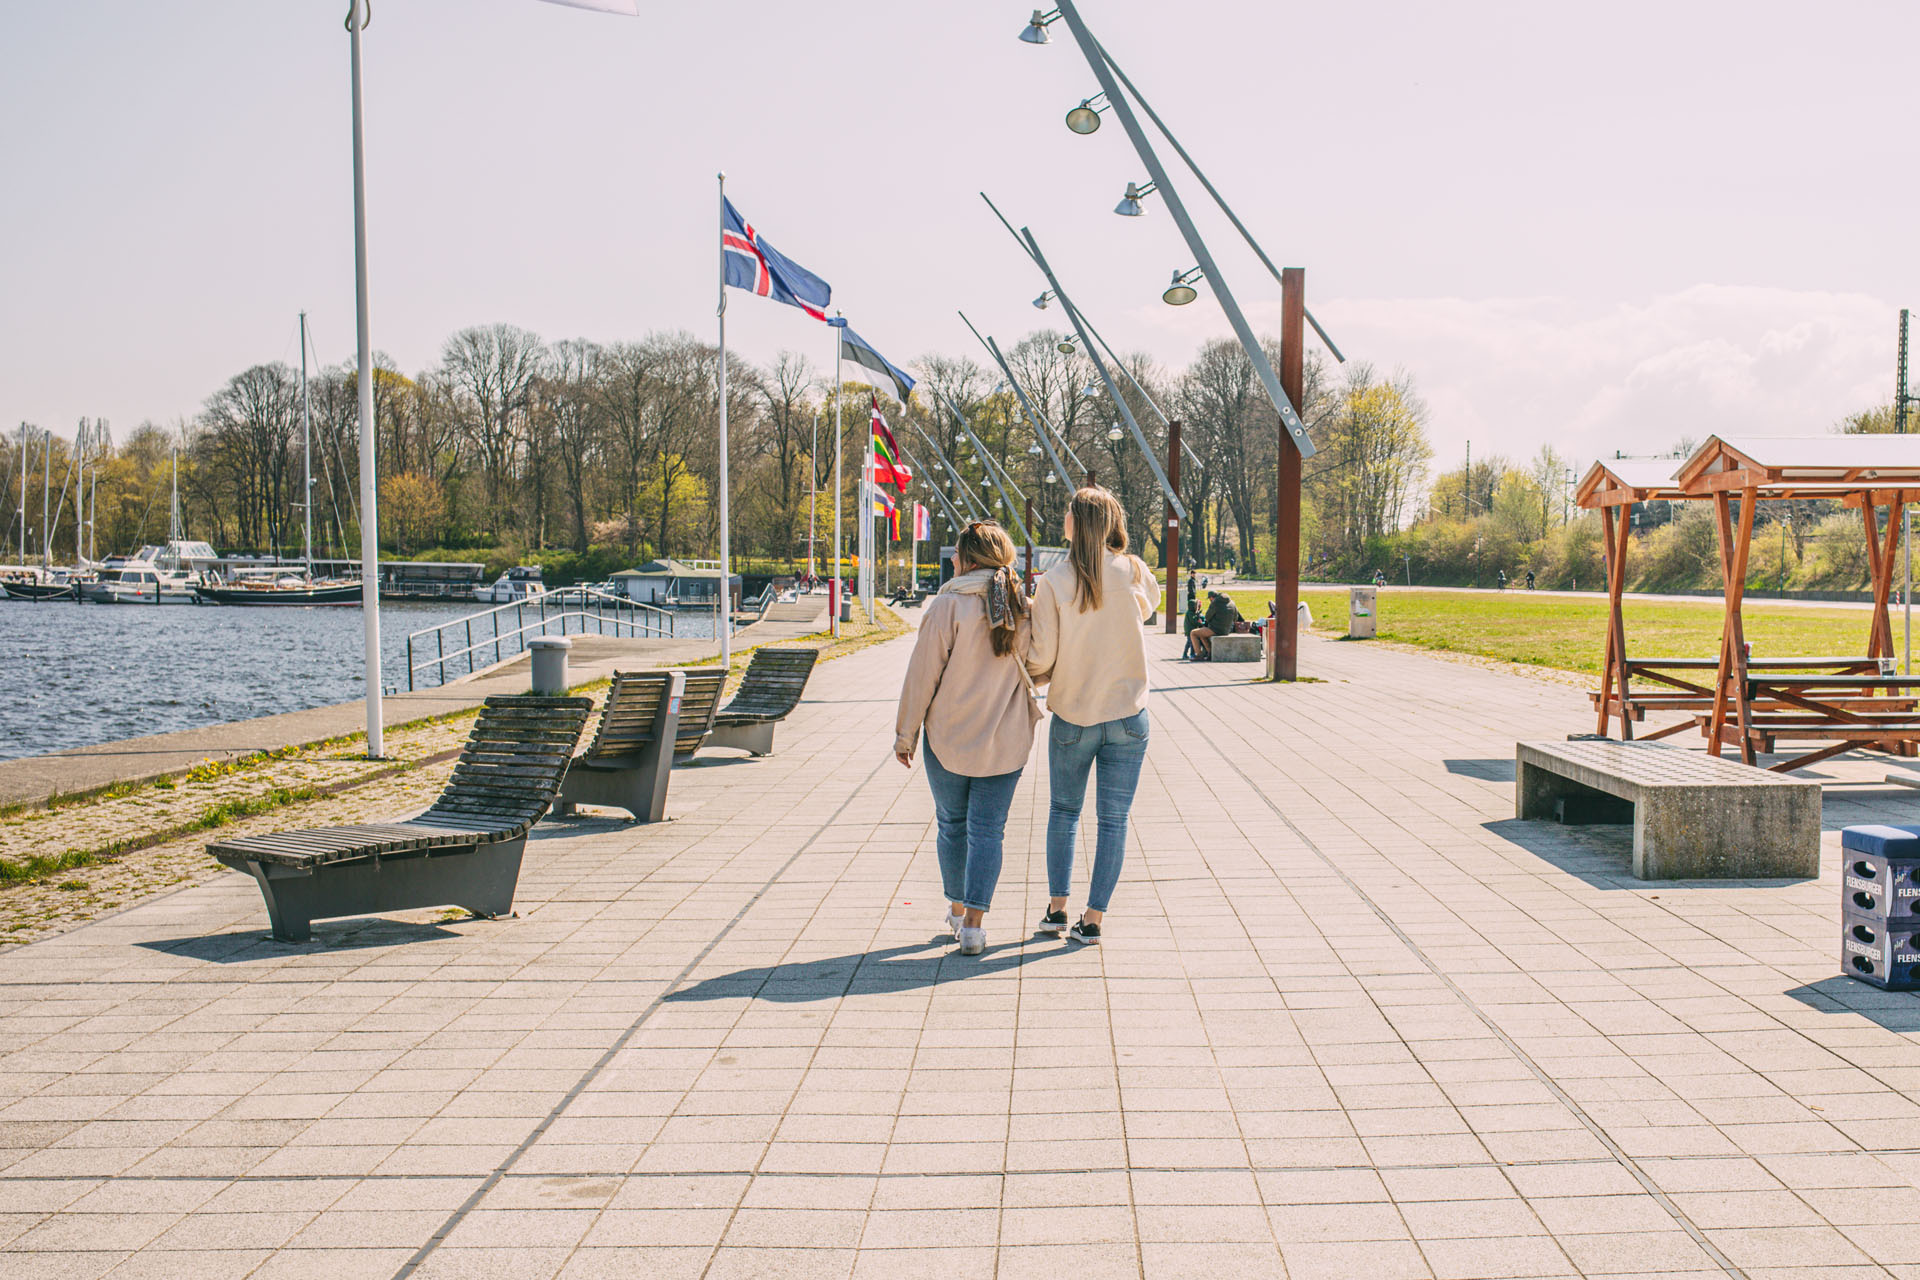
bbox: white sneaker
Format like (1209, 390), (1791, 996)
(957, 926), (986, 956)
(943, 910), (964, 938)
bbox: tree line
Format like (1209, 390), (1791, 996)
(2, 324), (1438, 582)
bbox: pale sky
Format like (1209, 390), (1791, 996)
(4, 0), (1916, 482)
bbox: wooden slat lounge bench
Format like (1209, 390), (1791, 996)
(705, 647), (820, 757)
(1516, 738), (1819, 879)
(209, 696), (593, 942)
(674, 670), (726, 760)
(553, 671), (684, 823)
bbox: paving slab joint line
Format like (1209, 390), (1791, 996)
(388, 750), (894, 1280)
(1151, 689), (1755, 1280)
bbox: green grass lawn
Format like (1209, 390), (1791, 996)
(1223, 588), (1891, 677)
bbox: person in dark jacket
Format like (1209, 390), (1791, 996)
(1188, 591), (1241, 660)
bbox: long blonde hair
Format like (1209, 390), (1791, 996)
(1066, 487), (1128, 612)
(955, 520), (1027, 657)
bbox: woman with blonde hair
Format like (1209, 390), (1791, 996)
(894, 520), (1040, 955)
(1026, 487), (1156, 944)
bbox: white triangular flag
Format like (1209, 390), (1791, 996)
(537, 0), (638, 14)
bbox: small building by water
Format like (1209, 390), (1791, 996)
(610, 559), (740, 608)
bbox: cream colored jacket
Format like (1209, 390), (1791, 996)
(1026, 553), (1156, 727)
(894, 570), (1037, 777)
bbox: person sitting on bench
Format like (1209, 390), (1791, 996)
(1189, 591), (1240, 660)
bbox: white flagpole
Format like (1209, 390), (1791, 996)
(831, 317), (842, 638)
(716, 172), (732, 669)
(861, 404), (874, 617)
(300, 311), (313, 570)
(348, 0), (382, 757)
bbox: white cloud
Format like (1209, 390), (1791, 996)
(1309, 285), (1894, 471)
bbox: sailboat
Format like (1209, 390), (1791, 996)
(190, 314), (363, 607)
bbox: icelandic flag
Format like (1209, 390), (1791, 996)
(913, 503), (932, 542)
(840, 326), (916, 404)
(723, 198), (831, 321)
(536, 0), (639, 14)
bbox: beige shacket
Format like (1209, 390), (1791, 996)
(894, 570), (1037, 777)
(1025, 553), (1156, 727)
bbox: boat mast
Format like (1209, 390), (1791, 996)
(299, 311), (313, 572)
(41, 425), (50, 568)
(88, 424), (100, 562)
(73, 420), (86, 567)
(17, 424), (28, 565)
(169, 441), (182, 544)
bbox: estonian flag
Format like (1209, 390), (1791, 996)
(840, 327), (916, 405)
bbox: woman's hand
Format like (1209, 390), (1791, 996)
(895, 746), (914, 769)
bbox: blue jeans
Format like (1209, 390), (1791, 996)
(1046, 710), (1149, 912)
(922, 738), (1021, 913)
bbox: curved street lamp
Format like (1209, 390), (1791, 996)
(1162, 266), (1204, 306)
(1107, 423), (1125, 441)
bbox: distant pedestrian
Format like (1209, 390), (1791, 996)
(1525, 570), (1536, 590)
(894, 520), (1039, 956)
(1026, 487), (1157, 945)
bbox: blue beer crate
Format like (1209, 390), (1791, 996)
(1838, 826), (1920, 923)
(1841, 910), (1920, 991)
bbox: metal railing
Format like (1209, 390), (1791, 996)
(404, 587), (674, 691)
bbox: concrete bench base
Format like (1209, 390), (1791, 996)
(1516, 739), (1820, 880)
(1210, 634), (1261, 662)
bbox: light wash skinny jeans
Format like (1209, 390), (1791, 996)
(1045, 709), (1149, 912)
(921, 737), (1022, 913)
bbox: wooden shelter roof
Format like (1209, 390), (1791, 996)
(1574, 457), (1688, 509)
(1675, 434), (1920, 501)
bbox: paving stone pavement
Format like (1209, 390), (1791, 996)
(2, 627), (1919, 1280)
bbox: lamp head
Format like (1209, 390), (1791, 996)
(1064, 93), (1109, 135)
(1044, 472), (1059, 484)
(1027, 444), (1042, 455)
(1107, 423), (1125, 441)
(1081, 382), (1099, 398)
(1058, 339), (1078, 356)
(1113, 180), (1154, 217)
(1162, 266), (1204, 307)
(1018, 8), (1056, 44)
(1032, 291), (1053, 310)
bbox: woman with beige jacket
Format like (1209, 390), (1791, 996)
(894, 521), (1038, 956)
(1025, 487), (1157, 945)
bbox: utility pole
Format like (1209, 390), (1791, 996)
(1164, 419), (1182, 634)
(1464, 439), (1471, 518)
(1270, 268), (1306, 681)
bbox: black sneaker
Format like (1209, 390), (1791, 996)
(1069, 918), (1101, 944)
(1037, 909), (1068, 935)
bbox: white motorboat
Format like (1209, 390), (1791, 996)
(79, 541), (215, 604)
(475, 565), (547, 604)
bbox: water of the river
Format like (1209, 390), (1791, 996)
(0, 598), (714, 761)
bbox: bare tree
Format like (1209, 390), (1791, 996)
(441, 324), (545, 537)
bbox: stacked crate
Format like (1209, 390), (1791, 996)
(1839, 824), (1920, 990)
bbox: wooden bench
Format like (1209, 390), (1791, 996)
(1516, 739), (1820, 879)
(209, 696), (593, 942)
(705, 647), (820, 756)
(674, 669), (726, 759)
(553, 671), (684, 822)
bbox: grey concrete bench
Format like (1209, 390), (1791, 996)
(1515, 739), (1820, 879)
(1211, 633), (1262, 662)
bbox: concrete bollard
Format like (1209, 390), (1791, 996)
(528, 636), (572, 695)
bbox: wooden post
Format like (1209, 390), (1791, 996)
(1165, 418), (1181, 634)
(1271, 267), (1305, 680)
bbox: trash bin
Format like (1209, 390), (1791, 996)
(529, 636), (572, 695)
(1348, 587), (1376, 640)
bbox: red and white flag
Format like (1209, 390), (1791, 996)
(537, 0), (638, 15)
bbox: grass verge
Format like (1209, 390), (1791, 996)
(1227, 587), (1887, 677)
